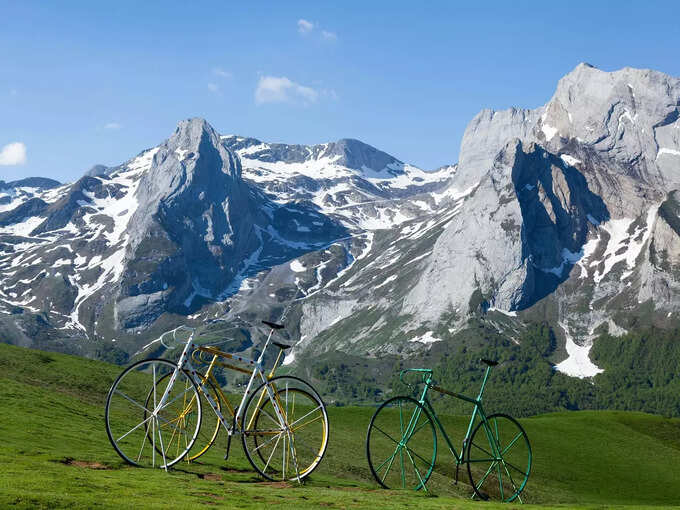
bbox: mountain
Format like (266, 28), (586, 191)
(2, 64), (680, 415)
(0, 118), (454, 357)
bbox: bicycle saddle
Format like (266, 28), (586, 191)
(262, 320), (285, 330)
(480, 358), (498, 366)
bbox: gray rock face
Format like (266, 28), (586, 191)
(115, 118), (265, 326)
(116, 118), (350, 328)
(406, 63), (680, 348)
(3, 64), (680, 376)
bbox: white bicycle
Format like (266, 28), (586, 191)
(104, 320), (329, 482)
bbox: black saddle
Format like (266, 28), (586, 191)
(262, 320), (285, 330)
(262, 320), (290, 350)
(480, 358), (499, 366)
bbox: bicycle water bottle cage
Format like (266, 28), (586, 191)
(480, 358), (498, 366)
(262, 320), (285, 330)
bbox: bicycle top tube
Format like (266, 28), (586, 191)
(401, 361), (496, 404)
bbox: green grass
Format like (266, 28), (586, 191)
(0, 343), (679, 509)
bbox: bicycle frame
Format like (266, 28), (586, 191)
(400, 366), (494, 472)
(151, 325), (302, 479)
(190, 338), (287, 430)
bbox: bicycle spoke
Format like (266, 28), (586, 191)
(381, 448), (399, 483)
(117, 414), (154, 442)
(404, 446), (427, 490)
(253, 431), (284, 453)
(501, 460), (520, 494)
(502, 458), (529, 476)
(404, 444), (432, 466)
(374, 446), (400, 474)
(263, 434), (282, 473)
(288, 435), (322, 457)
(114, 390), (153, 415)
(156, 417), (168, 469)
(288, 405), (323, 429)
(475, 461), (497, 490)
(470, 440), (495, 459)
(256, 405), (282, 428)
(496, 459), (504, 500)
(158, 384), (196, 412)
(291, 413), (323, 432)
(501, 432), (523, 455)
(136, 425), (149, 462)
(409, 416), (431, 439)
(372, 424), (401, 446)
(400, 447), (405, 488)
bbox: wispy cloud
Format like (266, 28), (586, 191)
(297, 18), (338, 41)
(207, 82), (220, 93)
(321, 30), (337, 41)
(255, 76), (318, 105)
(212, 67), (232, 79)
(0, 142), (27, 166)
(297, 19), (314, 34)
(104, 122), (122, 130)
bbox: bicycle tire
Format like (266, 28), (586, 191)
(241, 376), (329, 481)
(466, 413), (531, 502)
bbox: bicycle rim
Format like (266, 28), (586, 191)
(241, 376), (329, 481)
(105, 358), (202, 468)
(466, 413), (531, 502)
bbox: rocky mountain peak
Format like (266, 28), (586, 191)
(170, 117), (221, 152)
(323, 138), (403, 172)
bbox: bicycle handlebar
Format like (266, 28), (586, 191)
(399, 368), (433, 389)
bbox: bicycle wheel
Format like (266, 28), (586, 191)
(241, 376), (329, 481)
(105, 358), (202, 468)
(144, 372), (223, 462)
(366, 396), (436, 490)
(466, 413), (531, 502)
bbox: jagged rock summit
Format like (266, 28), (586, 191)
(403, 63), (680, 376)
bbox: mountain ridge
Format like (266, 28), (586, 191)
(1, 64), (679, 404)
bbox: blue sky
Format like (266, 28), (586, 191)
(1, 1), (679, 182)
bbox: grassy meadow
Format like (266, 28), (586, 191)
(0, 343), (679, 509)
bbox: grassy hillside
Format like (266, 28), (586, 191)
(0, 343), (679, 509)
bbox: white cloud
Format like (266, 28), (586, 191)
(321, 30), (337, 41)
(0, 142), (27, 166)
(207, 82), (219, 93)
(10, 89), (17, 96)
(255, 76), (318, 105)
(297, 19), (314, 34)
(212, 67), (232, 78)
(104, 122), (122, 130)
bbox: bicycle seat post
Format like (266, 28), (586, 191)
(477, 364), (493, 402)
(257, 327), (275, 366)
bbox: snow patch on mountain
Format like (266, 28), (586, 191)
(554, 324), (604, 378)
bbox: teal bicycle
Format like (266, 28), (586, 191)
(365, 360), (531, 502)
